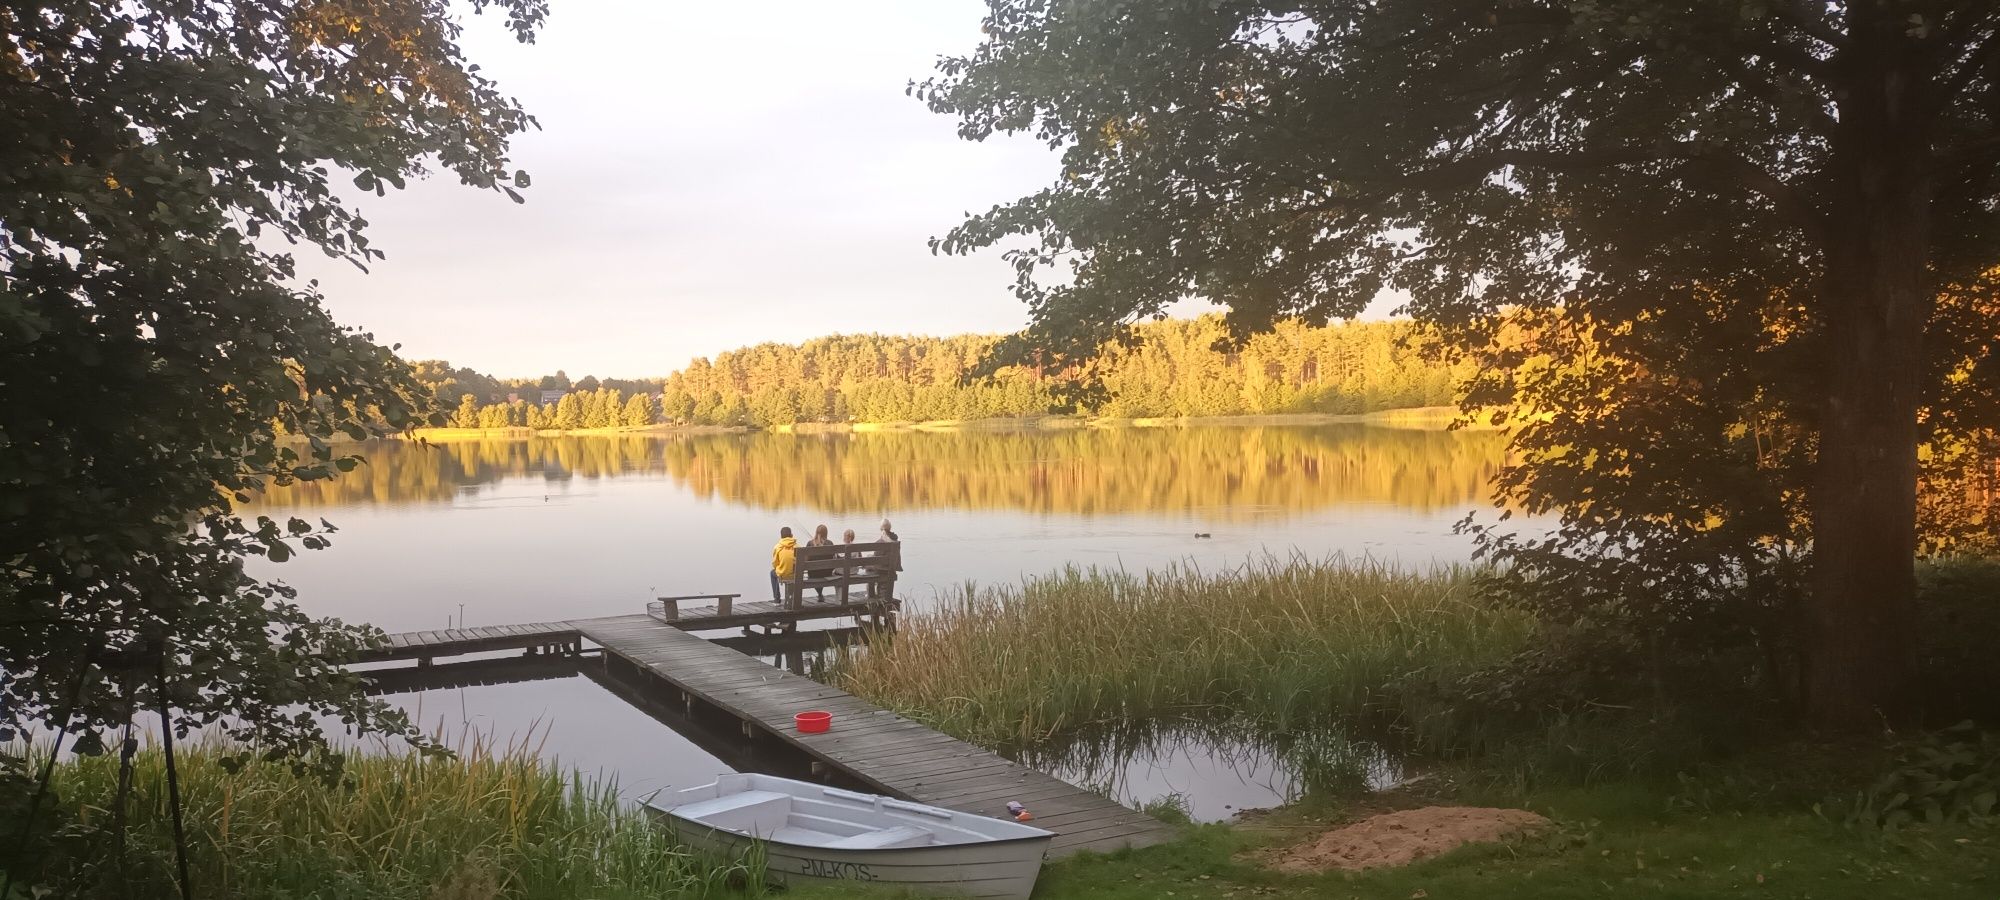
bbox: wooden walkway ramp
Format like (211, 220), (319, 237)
(362, 612), (1174, 856)
(570, 615), (1174, 858)
(358, 621), (581, 663)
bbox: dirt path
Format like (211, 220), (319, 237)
(1258, 806), (1552, 873)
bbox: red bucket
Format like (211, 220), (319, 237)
(795, 710), (832, 733)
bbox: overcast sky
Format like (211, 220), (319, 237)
(295, 3), (1410, 379)
(294, 1), (1076, 378)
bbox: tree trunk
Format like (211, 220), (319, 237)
(1806, 18), (1935, 731)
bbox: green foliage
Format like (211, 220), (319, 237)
(651, 316), (1461, 426)
(1845, 723), (2000, 831)
(0, 0), (546, 786)
(409, 361), (506, 408)
(448, 394), (481, 429)
(1916, 559), (2000, 723)
(551, 393), (584, 430)
(439, 388), (651, 432)
(1138, 792), (1195, 826)
(919, 0), (2000, 730)
(793, 781), (2000, 900)
(621, 391), (658, 427)
(12, 737), (758, 899)
(414, 316), (1462, 431)
(836, 555), (2000, 791)
(832, 557), (1533, 749)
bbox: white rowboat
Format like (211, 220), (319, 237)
(648, 773), (1055, 899)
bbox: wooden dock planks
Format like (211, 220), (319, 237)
(365, 613), (1177, 857)
(360, 621), (579, 662)
(568, 615), (1174, 858)
(361, 595), (894, 664)
(650, 596), (901, 631)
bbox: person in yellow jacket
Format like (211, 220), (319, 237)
(770, 526), (796, 602)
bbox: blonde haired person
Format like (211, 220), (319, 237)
(837, 528), (858, 602)
(877, 519), (902, 572)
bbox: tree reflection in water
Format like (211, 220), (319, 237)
(1014, 717), (1403, 822)
(255, 424), (1509, 518)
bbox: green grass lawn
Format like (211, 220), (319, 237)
(21, 740), (1994, 898)
(791, 782), (1997, 900)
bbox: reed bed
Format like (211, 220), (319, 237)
(37, 733), (756, 899)
(834, 556), (1533, 750)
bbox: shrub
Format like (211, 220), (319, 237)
(1844, 722), (2000, 830)
(8, 736), (754, 900)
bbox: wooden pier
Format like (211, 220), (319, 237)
(360, 598), (898, 664)
(363, 612), (1174, 858)
(360, 620), (582, 664)
(365, 542), (905, 665)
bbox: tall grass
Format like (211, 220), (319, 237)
(32, 733), (757, 899)
(833, 555), (1534, 750)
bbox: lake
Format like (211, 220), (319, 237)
(252, 423), (1508, 820)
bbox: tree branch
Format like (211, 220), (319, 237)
(1769, 0), (1848, 49)
(1694, 47), (1839, 134)
(1738, 31), (1838, 81)
(1305, 143), (1825, 243)
(1939, 22), (2000, 104)
(1937, 133), (2000, 170)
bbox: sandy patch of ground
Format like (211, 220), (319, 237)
(1258, 806), (1552, 873)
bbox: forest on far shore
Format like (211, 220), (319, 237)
(411, 315), (1466, 429)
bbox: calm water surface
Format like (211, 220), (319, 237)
(253, 424), (1507, 818)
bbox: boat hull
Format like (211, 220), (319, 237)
(654, 811), (1052, 900)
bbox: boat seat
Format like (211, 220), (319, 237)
(673, 790), (790, 828)
(823, 824), (934, 850)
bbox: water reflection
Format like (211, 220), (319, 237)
(1019, 718), (1404, 823)
(256, 425), (1505, 518)
(249, 424), (1507, 817)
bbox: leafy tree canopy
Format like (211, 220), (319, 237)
(0, 0), (543, 779)
(922, 0), (2000, 728)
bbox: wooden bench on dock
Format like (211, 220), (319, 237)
(646, 540), (902, 633)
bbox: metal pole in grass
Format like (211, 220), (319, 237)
(156, 646), (194, 900)
(113, 716), (137, 883)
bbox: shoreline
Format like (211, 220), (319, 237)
(402, 406), (1487, 441)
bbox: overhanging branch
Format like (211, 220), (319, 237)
(1940, 24), (2000, 104)
(1303, 143), (1825, 243)
(1769, 0), (1848, 50)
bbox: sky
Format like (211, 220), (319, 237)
(292, 1), (1077, 379)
